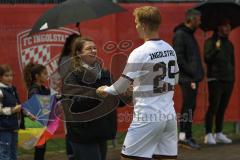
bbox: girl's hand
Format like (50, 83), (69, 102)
(12, 105), (22, 113)
(22, 109), (37, 121)
(27, 112), (37, 121)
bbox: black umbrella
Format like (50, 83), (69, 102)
(193, 0), (240, 31)
(30, 0), (126, 34)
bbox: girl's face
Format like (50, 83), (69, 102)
(36, 69), (48, 85)
(81, 41), (97, 65)
(0, 71), (13, 86)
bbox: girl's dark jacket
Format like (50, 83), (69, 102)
(28, 83), (51, 98)
(59, 57), (125, 143)
(0, 83), (24, 131)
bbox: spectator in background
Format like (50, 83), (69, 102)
(58, 33), (80, 80)
(173, 9), (204, 149)
(23, 63), (50, 160)
(59, 33), (80, 160)
(204, 19), (235, 145)
(0, 64), (23, 160)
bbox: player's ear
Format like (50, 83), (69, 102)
(141, 23), (148, 32)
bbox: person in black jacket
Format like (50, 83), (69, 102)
(0, 64), (22, 160)
(173, 9), (204, 149)
(23, 63), (50, 160)
(58, 33), (80, 160)
(204, 20), (234, 145)
(60, 37), (128, 160)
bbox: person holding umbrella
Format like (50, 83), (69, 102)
(58, 33), (80, 160)
(172, 9), (204, 149)
(204, 19), (235, 144)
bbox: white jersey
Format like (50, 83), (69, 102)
(123, 40), (179, 121)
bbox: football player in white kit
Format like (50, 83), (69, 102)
(97, 6), (179, 160)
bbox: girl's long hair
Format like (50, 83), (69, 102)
(23, 62), (46, 89)
(58, 33), (80, 65)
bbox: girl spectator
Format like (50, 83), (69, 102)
(61, 37), (118, 160)
(0, 64), (22, 160)
(23, 63), (50, 160)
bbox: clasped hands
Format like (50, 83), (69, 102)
(96, 85), (133, 98)
(96, 86), (109, 98)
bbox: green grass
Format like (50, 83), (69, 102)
(18, 122), (240, 156)
(18, 138), (65, 155)
(192, 122), (237, 139)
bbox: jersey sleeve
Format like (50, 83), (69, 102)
(174, 53), (180, 85)
(104, 48), (147, 95)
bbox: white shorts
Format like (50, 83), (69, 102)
(121, 119), (178, 159)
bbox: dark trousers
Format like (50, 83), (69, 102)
(70, 141), (107, 160)
(205, 81), (233, 134)
(180, 83), (199, 139)
(34, 144), (46, 160)
(66, 135), (75, 160)
(0, 131), (18, 160)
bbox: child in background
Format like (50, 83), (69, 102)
(23, 62), (50, 160)
(0, 64), (22, 160)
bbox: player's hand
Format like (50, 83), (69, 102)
(96, 86), (108, 98)
(12, 105), (21, 113)
(191, 82), (196, 90)
(121, 85), (133, 97)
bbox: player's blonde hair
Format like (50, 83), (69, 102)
(133, 6), (161, 31)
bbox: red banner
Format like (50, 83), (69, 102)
(0, 3), (240, 135)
